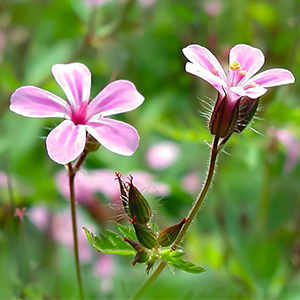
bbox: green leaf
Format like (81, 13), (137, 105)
(162, 251), (205, 274)
(83, 227), (136, 256)
(116, 223), (137, 241)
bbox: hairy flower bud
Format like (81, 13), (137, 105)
(115, 172), (130, 215)
(235, 97), (259, 133)
(158, 218), (187, 247)
(128, 176), (151, 224)
(133, 223), (157, 249)
(209, 93), (239, 138)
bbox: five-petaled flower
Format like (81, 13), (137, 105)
(10, 63), (144, 164)
(183, 44), (295, 138)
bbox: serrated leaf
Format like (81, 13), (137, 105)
(83, 227), (136, 256)
(163, 255), (205, 274)
(116, 223), (137, 241)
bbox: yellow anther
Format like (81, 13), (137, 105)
(238, 70), (247, 76)
(229, 61), (241, 70)
(247, 82), (256, 88)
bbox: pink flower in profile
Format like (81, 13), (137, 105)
(10, 63), (144, 164)
(183, 44), (295, 137)
(269, 128), (299, 175)
(146, 141), (180, 170)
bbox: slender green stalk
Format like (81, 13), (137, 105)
(67, 163), (84, 300)
(172, 136), (219, 248)
(132, 261), (167, 300)
(132, 136), (220, 299)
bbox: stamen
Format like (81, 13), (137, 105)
(238, 70), (247, 76)
(229, 61), (241, 70)
(211, 67), (219, 75)
(243, 82), (257, 90)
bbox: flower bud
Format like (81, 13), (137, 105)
(85, 134), (101, 152)
(209, 94), (239, 138)
(235, 97), (259, 133)
(157, 218), (186, 247)
(132, 250), (149, 266)
(128, 176), (151, 224)
(115, 172), (129, 215)
(133, 223), (157, 249)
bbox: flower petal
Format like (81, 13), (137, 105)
(86, 80), (144, 119)
(46, 120), (86, 164)
(231, 86), (267, 99)
(185, 62), (226, 96)
(249, 68), (295, 88)
(52, 63), (91, 108)
(182, 44), (226, 81)
(86, 118), (139, 156)
(229, 44), (265, 83)
(10, 86), (71, 118)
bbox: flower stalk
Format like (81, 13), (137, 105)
(67, 154), (88, 300)
(132, 136), (220, 299)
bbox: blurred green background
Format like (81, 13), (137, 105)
(0, 0), (300, 299)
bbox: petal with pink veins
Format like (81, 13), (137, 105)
(231, 86), (267, 99)
(86, 118), (139, 156)
(10, 86), (71, 118)
(86, 80), (144, 119)
(182, 45), (226, 81)
(46, 120), (86, 164)
(52, 63), (91, 108)
(185, 62), (226, 97)
(229, 44), (265, 83)
(249, 68), (295, 88)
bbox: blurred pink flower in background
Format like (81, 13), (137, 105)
(268, 128), (299, 174)
(138, 0), (156, 9)
(10, 63), (144, 164)
(84, 0), (112, 7)
(56, 170), (96, 205)
(52, 209), (94, 263)
(203, 1), (223, 17)
(56, 169), (170, 204)
(89, 169), (171, 201)
(181, 172), (201, 195)
(28, 206), (51, 231)
(94, 254), (115, 293)
(146, 141), (180, 170)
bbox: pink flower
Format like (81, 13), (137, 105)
(203, 1), (223, 17)
(146, 141), (180, 170)
(181, 172), (201, 195)
(10, 63), (144, 164)
(84, 0), (112, 7)
(183, 44), (295, 138)
(268, 128), (299, 175)
(94, 255), (115, 293)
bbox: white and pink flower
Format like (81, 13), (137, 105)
(10, 63), (144, 164)
(183, 44), (295, 137)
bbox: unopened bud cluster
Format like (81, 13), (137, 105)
(116, 173), (186, 273)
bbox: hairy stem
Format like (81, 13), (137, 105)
(132, 136), (220, 299)
(67, 163), (84, 300)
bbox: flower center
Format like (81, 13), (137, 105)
(71, 101), (89, 125)
(229, 61), (241, 70)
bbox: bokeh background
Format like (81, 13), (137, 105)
(0, 0), (300, 299)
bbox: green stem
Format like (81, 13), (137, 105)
(67, 163), (84, 300)
(132, 136), (220, 299)
(132, 261), (167, 300)
(172, 136), (219, 249)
